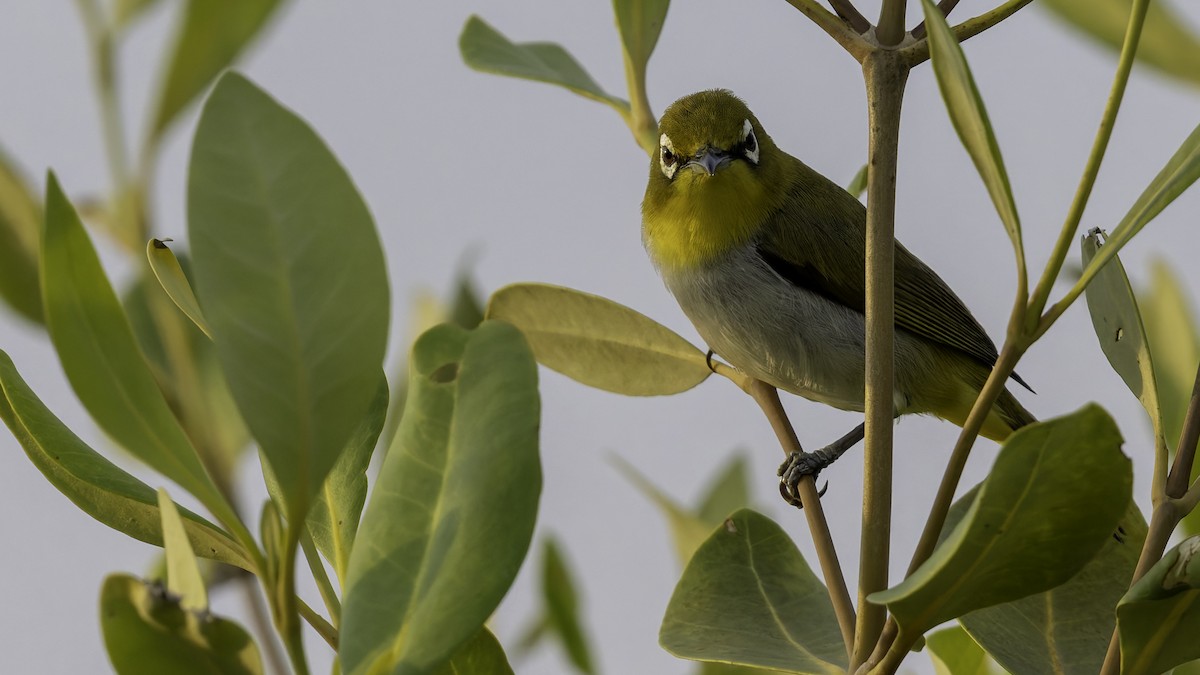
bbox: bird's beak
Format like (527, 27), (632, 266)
(685, 147), (731, 176)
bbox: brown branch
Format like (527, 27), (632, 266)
(828, 0), (872, 34)
(784, 0), (873, 62)
(910, 0), (961, 40)
(876, 0), (908, 46)
(901, 0), (1035, 67)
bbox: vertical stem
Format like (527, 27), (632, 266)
(746, 381), (857, 660)
(876, 0), (908, 46)
(277, 532), (311, 675)
(853, 49), (908, 670)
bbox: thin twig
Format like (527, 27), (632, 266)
(746, 380), (857, 662)
(300, 532), (342, 627)
(901, 0), (1034, 67)
(910, 0), (961, 39)
(1167, 362), (1200, 499)
(298, 598), (339, 650)
(784, 0), (873, 61)
(851, 49), (908, 671)
(827, 0), (872, 34)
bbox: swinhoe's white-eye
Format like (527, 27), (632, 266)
(641, 90), (1034, 501)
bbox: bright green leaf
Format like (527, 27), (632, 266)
(1117, 535), (1200, 675)
(487, 282), (710, 396)
(341, 322), (541, 675)
(459, 16), (630, 117)
(0, 147), (42, 323)
(100, 574), (262, 675)
(149, 0), (286, 143)
(613, 0), (670, 82)
(41, 172), (232, 524)
(188, 72), (390, 523)
(921, 0), (1023, 261)
(660, 509), (846, 674)
(158, 489), (208, 611)
(927, 625), (1002, 675)
(1142, 260), (1200, 450)
(542, 538), (597, 674)
(147, 238), (212, 339)
(431, 628), (515, 675)
(1082, 230), (1165, 452)
(0, 351), (252, 570)
(1040, 0), (1200, 87)
(307, 375), (388, 588)
(869, 404), (1130, 639)
(846, 164), (868, 199)
(958, 494), (1146, 675)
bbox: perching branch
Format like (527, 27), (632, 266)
(784, 0), (874, 61)
(910, 0), (961, 39)
(875, 0), (908, 46)
(901, 0), (1035, 67)
(827, 0), (872, 34)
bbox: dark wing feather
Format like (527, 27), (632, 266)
(757, 156), (1032, 391)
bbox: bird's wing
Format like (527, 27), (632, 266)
(756, 169), (1028, 389)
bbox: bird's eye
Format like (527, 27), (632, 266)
(659, 133), (679, 179)
(740, 119), (760, 165)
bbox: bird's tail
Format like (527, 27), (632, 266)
(996, 388), (1036, 435)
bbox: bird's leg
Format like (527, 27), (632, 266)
(777, 422), (866, 509)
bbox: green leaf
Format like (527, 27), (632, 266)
(158, 489), (208, 611)
(431, 628), (515, 675)
(846, 164), (868, 199)
(487, 282), (710, 396)
(927, 626), (1002, 675)
(307, 375), (388, 588)
(921, 0), (1023, 261)
(147, 238), (212, 339)
(869, 404), (1131, 639)
(188, 72), (390, 523)
(542, 538), (597, 674)
(100, 574), (262, 675)
(611, 456), (717, 566)
(613, 0), (670, 83)
(660, 509), (846, 674)
(1084, 122), (1200, 281)
(958, 495), (1146, 675)
(0, 351), (252, 570)
(41, 173), (232, 522)
(0, 147), (42, 323)
(341, 321), (541, 675)
(1117, 535), (1200, 674)
(459, 16), (630, 117)
(149, 0), (286, 142)
(1082, 230), (1165, 451)
(1040, 0), (1200, 87)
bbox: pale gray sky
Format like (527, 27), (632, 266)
(1, 1), (1198, 673)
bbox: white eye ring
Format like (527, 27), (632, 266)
(741, 119), (760, 165)
(659, 133), (679, 179)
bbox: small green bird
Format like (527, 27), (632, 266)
(641, 90), (1034, 498)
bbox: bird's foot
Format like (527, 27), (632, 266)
(777, 449), (834, 509)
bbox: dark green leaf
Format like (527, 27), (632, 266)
(431, 628), (515, 675)
(149, 0), (286, 142)
(100, 574), (262, 675)
(487, 282), (710, 396)
(542, 538), (597, 674)
(41, 173), (233, 524)
(341, 322), (541, 675)
(0, 147), (41, 323)
(1082, 231), (1165, 450)
(1040, 0), (1200, 87)
(459, 16), (630, 117)
(660, 509), (846, 674)
(958, 493), (1146, 675)
(0, 351), (252, 570)
(1117, 535), (1200, 674)
(921, 0), (1023, 260)
(869, 405), (1131, 639)
(307, 375), (388, 588)
(188, 72), (390, 523)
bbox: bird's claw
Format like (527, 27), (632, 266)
(777, 451), (830, 509)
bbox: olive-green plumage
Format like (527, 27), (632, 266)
(642, 90), (1033, 442)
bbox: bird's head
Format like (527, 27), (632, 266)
(643, 90), (789, 271)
